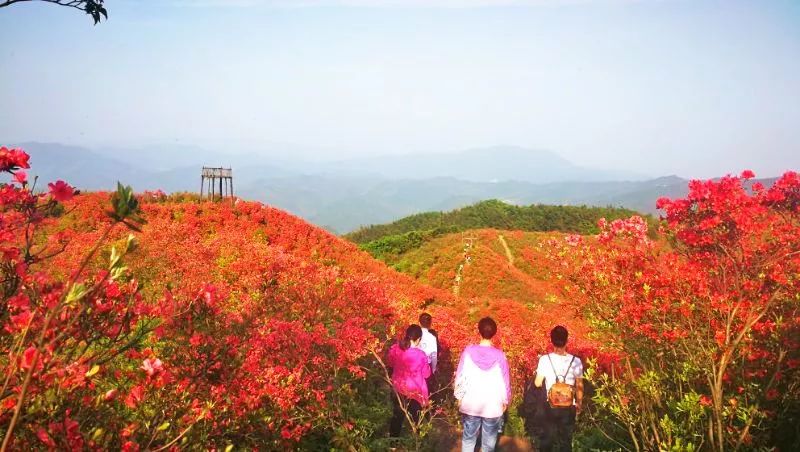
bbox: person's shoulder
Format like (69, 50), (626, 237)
(568, 353), (584, 370)
(461, 344), (480, 356)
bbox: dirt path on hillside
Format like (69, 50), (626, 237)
(432, 417), (534, 452)
(454, 236), (477, 297)
(498, 234), (515, 266)
(445, 435), (534, 451)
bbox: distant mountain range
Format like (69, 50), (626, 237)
(318, 145), (647, 183)
(8, 141), (771, 233)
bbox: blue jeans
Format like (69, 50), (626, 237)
(461, 414), (502, 452)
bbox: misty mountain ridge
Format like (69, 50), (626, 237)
(8, 141), (773, 233)
(321, 145), (648, 183)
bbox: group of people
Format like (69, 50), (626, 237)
(387, 314), (583, 452)
(386, 313), (439, 437)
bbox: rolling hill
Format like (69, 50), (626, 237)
(350, 223), (597, 384)
(388, 228), (563, 305)
(346, 199), (653, 262)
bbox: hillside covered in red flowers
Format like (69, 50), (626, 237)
(381, 227), (596, 375)
(45, 193), (585, 442)
(0, 147), (604, 450)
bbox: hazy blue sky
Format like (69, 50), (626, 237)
(1, 0), (798, 177)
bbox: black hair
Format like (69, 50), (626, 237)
(478, 317), (497, 340)
(551, 325), (569, 348)
(419, 313), (432, 328)
(400, 324), (423, 350)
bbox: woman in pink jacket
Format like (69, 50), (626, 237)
(387, 324), (431, 437)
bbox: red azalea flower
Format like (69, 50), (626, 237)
(189, 333), (204, 347)
(121, 441), (140, 452)
(124, 385), (145, 408)
(0, 147), (30, 171)
(9, 311), (32, 331)
(104, 388), (118, 402)
(13, 171), (27, 185)
(105, 282), (122, 298)
(2, 397), (15, 410)
(36, 428), (56, 447)
(48, 180), (75, 202)
(141, 358), (163, 377)
(21, 346), (38, 370)
(741, 169), (756, 179)
(766, 389), (780, 401)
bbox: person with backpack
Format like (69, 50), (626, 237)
(534, 325), (584, 452)
(454, 317), (511, 452)
(387, 324), (432, 437)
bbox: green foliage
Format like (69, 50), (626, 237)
(348, 200), (652, 260)
(588, 365), (710, 451)
(360, 226), (458, 262)
(297, 366), (393, 451)
(83, 0), (107, 24)
(107, 182), (146, 231)
(166, 192), (203, 203)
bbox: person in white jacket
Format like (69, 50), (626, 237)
(454, 317), (511, 452)
(418, 313), (438, 372)
(418, 312), (438, 394)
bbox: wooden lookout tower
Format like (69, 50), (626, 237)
(200, 167), (234, 201)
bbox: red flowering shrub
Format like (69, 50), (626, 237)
(548, 171), (800, 450)
(0, 148), (148, 449)
(2, 147), (458, 449)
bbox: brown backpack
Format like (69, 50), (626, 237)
(547, 354), (576, 408)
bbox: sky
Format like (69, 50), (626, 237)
(0, 0), (799, 178)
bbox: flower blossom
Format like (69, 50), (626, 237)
(0, 147), (30, 172)
(48, 180), (75, 202)
(20, 346), (38, 370)
(13, 171), (27, 185)
(141, 358), (163, 377)
(36, 428), (56, 447)
(124, 385), (145, 408)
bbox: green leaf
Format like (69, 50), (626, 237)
(157, 421), (170, 431)
(85, 364), (100, 378)
(108, 182), (146, 230)
(66, 283), (89, 305)
(125, 233), (138, 252)
(110, 245), (122, 269)
(110, 266), (127, 281)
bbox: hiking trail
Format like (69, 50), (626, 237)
(453, 235), (477, 297)
(498, 234), (515, 266)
